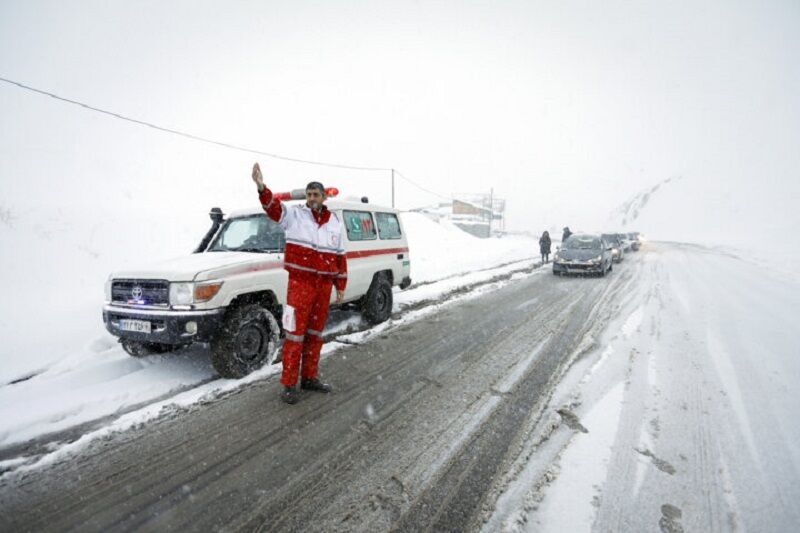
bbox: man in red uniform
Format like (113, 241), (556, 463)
(252, 162), (347, 404)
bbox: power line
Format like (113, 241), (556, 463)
(0, 75), (457, 201)
(393, 170), (453, 201)
(0, 76), (391, 172)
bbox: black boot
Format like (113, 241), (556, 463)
(301, 377), (332, 393)
(281, 385), (299, 404)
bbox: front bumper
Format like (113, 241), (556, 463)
(103, 305), (225, 344)
(553, 261), (604, 274)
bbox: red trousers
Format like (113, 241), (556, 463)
(280, 273), (333, 386)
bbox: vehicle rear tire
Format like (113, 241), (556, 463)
(121, 340), (173, 357)
(362, 274), (393, 325)
(210, 304), (280, 378)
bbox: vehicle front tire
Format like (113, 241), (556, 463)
(362, 274), (393, 325)
(210, 304), (280, 378)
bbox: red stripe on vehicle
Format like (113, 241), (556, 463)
(346, 247), (409, 259)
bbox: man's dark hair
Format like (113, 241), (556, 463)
(306, 181), (325, 194)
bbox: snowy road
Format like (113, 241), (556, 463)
(484, 243), (800, 532)
(2, 244), (798, 532)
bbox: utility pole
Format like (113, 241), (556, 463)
(391, 168), (395, 208)
(488, 187), (493, 236)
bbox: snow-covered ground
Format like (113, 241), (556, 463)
(485, 242), (800, 532)
(0, 210), (536, 462)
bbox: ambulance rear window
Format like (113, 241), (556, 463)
(343, 210), (377, 241)
(376, 212), (402, 239)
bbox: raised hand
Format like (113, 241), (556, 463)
(252, 162), (265, 189)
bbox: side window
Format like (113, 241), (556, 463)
(376, 212), (402, 239)
(343, 210), (377, 241)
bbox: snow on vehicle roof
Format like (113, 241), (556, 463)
(226, 199), (398, 219)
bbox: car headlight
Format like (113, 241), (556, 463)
(170, 282), (194, 305)
(104, 277), (112, 302)
(194, 281), (223, 303)
(590, 255), (602, 263)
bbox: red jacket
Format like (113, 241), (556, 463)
(259, 187), (348, 291)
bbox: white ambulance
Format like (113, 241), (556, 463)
(102, 196), (412, 378)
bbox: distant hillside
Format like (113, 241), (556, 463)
(608, 176), (681, 227)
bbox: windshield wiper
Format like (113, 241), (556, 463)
(230, 247), (269, 253)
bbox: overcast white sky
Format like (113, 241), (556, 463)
(1, 0), (799, 234)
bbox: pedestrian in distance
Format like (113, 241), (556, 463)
(562, 226), (572, 244)
(252, 162), (347, 405)
(539, 231), (552, 263)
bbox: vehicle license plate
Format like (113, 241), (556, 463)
(120, 319), (151, 334)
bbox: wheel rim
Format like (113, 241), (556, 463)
(377, 287), (391, 314)
(235, 321), (267, 364)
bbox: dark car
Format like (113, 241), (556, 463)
(553, 234), (613, 276)
(601, 233), (625, 263)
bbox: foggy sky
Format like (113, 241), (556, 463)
(1, 0), (799, 234)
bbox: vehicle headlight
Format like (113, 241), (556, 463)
(194, 281), (223, 303)
(590, 255), (602, 263)
(170, 282), (194, 305)
(104, 277), (112, 302)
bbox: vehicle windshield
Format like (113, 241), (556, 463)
(601, 234), (620, 244)
(564, 236), (601, 250)
(208, 215), (285, 252)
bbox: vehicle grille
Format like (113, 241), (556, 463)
(563, 263), (594, 270)
(111, 279), (170, 305)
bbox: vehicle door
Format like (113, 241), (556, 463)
(340, 209), (381, 300)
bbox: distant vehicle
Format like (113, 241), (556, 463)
(627, 232), (641, 251)
(616, 233), (632, 252)
(553, 234), (613, 276)
(103, 198), (412, 378)
(601, 234), (625, 262)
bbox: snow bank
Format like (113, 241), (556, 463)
(402, 212), (536, 283)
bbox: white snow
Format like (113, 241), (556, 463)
(401, 212), (535, 283)
(620, 306), (643, 339)
(534, 382), (625, 533)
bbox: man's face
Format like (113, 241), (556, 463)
(306, 188), (325, 210)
